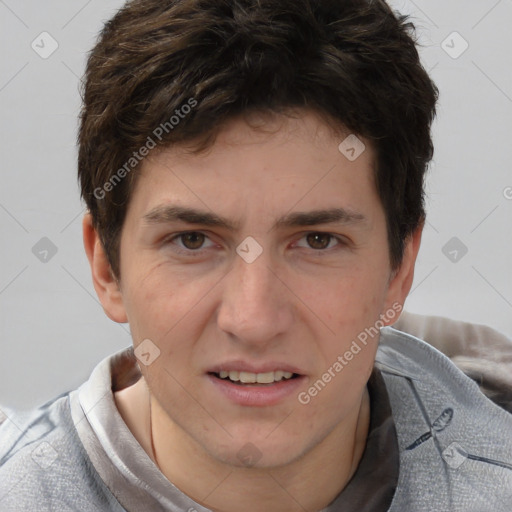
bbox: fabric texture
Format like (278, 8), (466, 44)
(394, 311), (512, 412)
(1, 326), (512, 511)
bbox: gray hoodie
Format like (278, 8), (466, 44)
(1, 327), (511, 511)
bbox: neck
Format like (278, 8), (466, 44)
(150, 388), (370, 512)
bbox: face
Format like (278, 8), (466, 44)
(107, 110), (416, 468)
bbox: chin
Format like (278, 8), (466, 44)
(208, 435), (306, 470)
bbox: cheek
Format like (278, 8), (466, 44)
(302, 267), (387, 334)
(123, 265), (223, 376)
(123, 263), (197, 334)
(294, 267), (388, 384)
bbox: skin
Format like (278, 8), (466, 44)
(84, 109), (422, 512)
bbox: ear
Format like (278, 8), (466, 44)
(381, 220), (424, 325)
(83, 213), (128, 323)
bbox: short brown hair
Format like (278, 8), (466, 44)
(78, 0), (438, 278)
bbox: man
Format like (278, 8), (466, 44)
(1, 0), (511, 511)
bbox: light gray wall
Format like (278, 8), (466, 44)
(1, 0), (511, 409)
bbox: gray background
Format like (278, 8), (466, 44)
(1, 0), (511, 410)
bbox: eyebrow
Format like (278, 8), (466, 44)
(143, 205), (368, 230)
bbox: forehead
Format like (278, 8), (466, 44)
(129, 110), (381, 226)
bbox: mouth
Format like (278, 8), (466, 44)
(206, 367), (306, 406)
(209, 370), (301, 386)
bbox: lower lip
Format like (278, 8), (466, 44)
(206, 374), (306, 407)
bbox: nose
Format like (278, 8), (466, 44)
(216, 249), (294, 349)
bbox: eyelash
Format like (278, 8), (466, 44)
(165, 232), (216, 255)
(164, 231), (346, 256)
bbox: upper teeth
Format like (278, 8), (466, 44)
(219, 370), (294, 383)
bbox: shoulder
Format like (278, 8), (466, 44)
(393, 310), (512, 412)
(0, 394), (125, 512)
(378, 327), (512, 511)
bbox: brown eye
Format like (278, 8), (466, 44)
(306, 233), (333, 250)
(180, 232), (206, 250)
